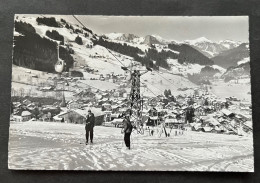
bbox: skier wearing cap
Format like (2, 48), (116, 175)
(85, 109), (95, 145)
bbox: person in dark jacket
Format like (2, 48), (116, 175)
(85, 109), (95, 145)
(123, 114), (133, 149)
(185, 106), (194, 124)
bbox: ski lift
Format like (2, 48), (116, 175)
(55, 58), (65, 73)
(54, 44), (65, 73)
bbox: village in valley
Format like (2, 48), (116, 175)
(10, 67), (252, 136)
(8, 15), (253, 171)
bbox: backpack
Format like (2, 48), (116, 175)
(125, 121), (133, 134)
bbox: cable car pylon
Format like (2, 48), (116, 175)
(124, 62), (152, 134)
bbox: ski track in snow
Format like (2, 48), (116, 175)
(8, 122), (253, 171)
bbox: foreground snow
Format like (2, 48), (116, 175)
(8, 121), (253, 171)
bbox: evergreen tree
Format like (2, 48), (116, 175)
(60, 93), (66, 107)
(168, 89), (171, 96)
(75, 36), (83, 45)
(164, 89), (169, 98)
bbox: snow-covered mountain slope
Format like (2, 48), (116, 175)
(167, 59), (225, 77)
(218, 40), (242, 49)
(16, 16), (95, 43)
(184, 37), (213, 45)
(143, 35), (171, 46)
(104, 33), (245, 59)
(105, 33), (171, 48)
(221, 61), (250, 83)
(13, 15), (199, 97)
(105, 33), (144, 44)
(237, 57), (250, 66)
(212, 43), (249, 69)
(182, 37), (243, 58)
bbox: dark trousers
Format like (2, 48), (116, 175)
(124, 133), (131, 149)
(86, 128), (93, 142)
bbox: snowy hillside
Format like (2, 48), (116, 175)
(182, 37), (243, 58)
(212, 43), (249, 69)
(167, 59), (226, 77)
(16, 16), (95, 43)
(105, 33), (144, 44)
(237, 57), (250, 66)
(13, 15), (201, 98)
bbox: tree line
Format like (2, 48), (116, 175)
(92, 37), (179, 70)
(13, 21), (74, 73)
(186, 66), (219, 85)
(168, 44), (214, 65)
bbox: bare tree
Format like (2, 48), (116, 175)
(11, 88), (16, 96)
(19, 88), (25, 97)
(27, 88), (32, 96)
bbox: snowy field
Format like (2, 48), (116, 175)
(210, 81), (251, 102)
(8, 121), (253, 171)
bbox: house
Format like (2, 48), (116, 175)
(53, 111), (70, 122)
(13, 115), (22, 122)
(21, 111), (32, 121)
(53, 109), (85, 124)
(111, 105), (120, 113)
(54, 107), (105, 124)
(103, 111), (112, 122)
(23, 99), (31, 106)
(165, 118), (182, 127)
(102, 103), (112, 111)
(193, 105), (205, 116)
(68, 101), (82, 109)
(221, 109), (235, 118)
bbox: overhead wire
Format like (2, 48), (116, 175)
(72, 15), (165, 110)
(72, 15), (126, 68)
(153, 70), (180, 89)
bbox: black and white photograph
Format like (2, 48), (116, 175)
(8, 15), (253, 171)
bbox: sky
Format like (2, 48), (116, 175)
(23, 15), (249, 42)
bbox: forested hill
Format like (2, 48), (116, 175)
(168, 44), (214, 65)
(13, 15), (215, 74)
(211, 43), (249, 69)
(93, 37), (214, 70)
(13, 20), (74, 73)
(92, 37), (179, 70)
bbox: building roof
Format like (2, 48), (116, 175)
(73, 107), (104, 117)
(56, 110), (70, 117)
(21, 111), (31, 117)
(111, 118), (124, 123)
(221, 109), (235, 117)
(165, 118), (178, 123)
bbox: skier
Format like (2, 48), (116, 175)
(85, 109), (95, 145)
(185, 106), (194, 124)
(122, 113), (133, 149)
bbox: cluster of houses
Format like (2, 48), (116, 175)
(11, 76), (252, 137)
(98, 73), (126, 83)
(101, 88), (252, 136)
(11, 99), (61, 122)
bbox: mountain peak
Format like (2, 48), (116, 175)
(185, 37), (213, 45)
(194, 37), (212, 42)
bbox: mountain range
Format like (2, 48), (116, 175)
(13, 15), (250, 84)
(104, 33), (245, 57)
